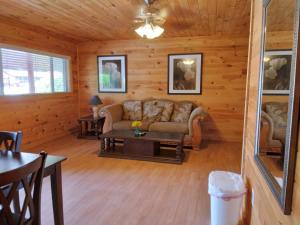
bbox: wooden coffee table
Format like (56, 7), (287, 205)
(99, 130), (185, 164)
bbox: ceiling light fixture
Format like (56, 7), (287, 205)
(134, 0), (165, 39)
(183, 59), (195, 65)
(135, 20), (164, 39)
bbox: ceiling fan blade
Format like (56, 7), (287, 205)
(152, 17), (166, 25)
(133, 17), (144, 22)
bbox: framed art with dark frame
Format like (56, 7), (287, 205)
(168, 53), (203, 95)
(97, 55), (127, 93)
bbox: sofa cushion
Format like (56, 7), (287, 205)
(265, 102), (288, 144)
(122, 100), (142, 121)
(149, 122), (189, 134)
(113, 120), (151, 131)
(171, 102), (193, 123)
(156, 100), (174, 122)
(265, 102), (288, 127)
(143, 100), (164, 122)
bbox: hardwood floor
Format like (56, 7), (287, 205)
(34, 136), (242, 225)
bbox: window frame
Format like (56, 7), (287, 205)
(0, 44), (72, 96)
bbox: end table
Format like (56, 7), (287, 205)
(78, 115), (105, 139)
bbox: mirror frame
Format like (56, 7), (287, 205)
(255, 0), (300, 215)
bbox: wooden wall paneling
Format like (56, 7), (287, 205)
(0, 21), (76, 55)
(0, 21), (79, 150)
(78, 35), (249, 143)
(266, 0), (296, 33)
(242, 0), (300, 224)
(266, 31), (294, 50)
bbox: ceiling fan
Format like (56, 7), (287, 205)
(134, 0), (166, 39)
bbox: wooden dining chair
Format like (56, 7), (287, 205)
(0, 152), (47, 225)
(0, 131), (23, 152)
(0, 131), (23, 214)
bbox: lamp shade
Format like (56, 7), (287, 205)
(89, 95), (102, 105)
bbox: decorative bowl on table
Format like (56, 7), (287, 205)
(132, 121), (143, 137)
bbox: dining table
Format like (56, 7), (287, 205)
(0, 150), (67, 225)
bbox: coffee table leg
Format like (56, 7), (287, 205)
(110, 138), (115, 152)
(106, 138), (111, 152)
(176, 143), (183, 162)
(99, 137), (105, 156)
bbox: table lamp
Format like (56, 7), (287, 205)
(89, 95), (103, 119)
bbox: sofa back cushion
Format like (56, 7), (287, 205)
(143, 100), (164, 122)
(265, 102), (288, 127)
(171, 102), (193, 123)
(122, 100), (142, 121)
(265, 102), (288, 144)
(157, 100), (174, 122)
(142, 100), (174, 122)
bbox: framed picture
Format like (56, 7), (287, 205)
(168, 53), (202, 95)
(97, 55), (127, 93)
(263, 50), (292, 95)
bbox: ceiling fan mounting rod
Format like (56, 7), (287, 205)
(144, 0), (156, 6)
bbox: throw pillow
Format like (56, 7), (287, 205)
(143, 100), (164, 122)
(265, 102), (288, 127)
(122, 100), (142, 121)
(156, 100), (174, 122)
(171, 102), (193, 123)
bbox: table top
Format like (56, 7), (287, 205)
(0, 151), (67, 175)
(78, 115), (105, 121)
(101, 130), (184, 143)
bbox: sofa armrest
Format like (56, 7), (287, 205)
(261, 111), (274, 143)
(188, 106), (206, 137)
(99, 104), (123, 133)
(260, 111), (282, 153)
(187, 106), (207, 148)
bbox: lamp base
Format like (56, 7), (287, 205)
(92, 106), (100, 119)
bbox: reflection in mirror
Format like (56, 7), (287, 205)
(259, 96), (289, 186)
(258, 0), (295, 188)
(255, 0), (300, 214)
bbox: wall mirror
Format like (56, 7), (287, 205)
(255, 0), (300, 214)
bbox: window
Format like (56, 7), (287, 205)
(0, 47), (70, 95)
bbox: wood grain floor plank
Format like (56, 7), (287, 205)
(29, 136), (242, 225)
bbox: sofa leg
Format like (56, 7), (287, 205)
(191, 116), (203, 150)
(192, 144), (202, 151)
(191, 135), (202, 150)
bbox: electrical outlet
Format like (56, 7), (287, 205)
(251, 188), (255, 207)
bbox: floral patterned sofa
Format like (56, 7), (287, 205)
(260, 102), (288, 153)
(99, 99), (207, 148)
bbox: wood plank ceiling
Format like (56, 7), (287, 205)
(0, 0), (251, 43)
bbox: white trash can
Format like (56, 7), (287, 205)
(208, 171), (246, 225)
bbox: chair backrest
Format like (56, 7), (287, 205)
(0, 152), (47, 225)
(0, 131), (23, 152)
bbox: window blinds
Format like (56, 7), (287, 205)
(0, 47), (69, 95)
